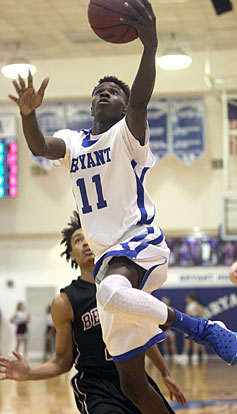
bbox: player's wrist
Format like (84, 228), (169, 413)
(20, 109), (36, 118)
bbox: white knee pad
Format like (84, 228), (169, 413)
(96, 274), (168, 324)
(97, 274), (132, 308)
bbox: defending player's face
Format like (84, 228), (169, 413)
(70, 228), (94, 268)
(91, 82), (127, 121)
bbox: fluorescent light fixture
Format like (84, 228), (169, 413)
(157, 48), (192, 70)
(1, 57), (36, 79)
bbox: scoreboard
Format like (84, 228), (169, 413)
(0, 138), (18, 198)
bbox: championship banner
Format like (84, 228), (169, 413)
(147, 99), (169, 162)
(64, 102), (92, 131)
(170, 97), (205, 165)
(37, 103), (66, 136)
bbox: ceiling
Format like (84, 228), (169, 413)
(0, 0), (236, 64)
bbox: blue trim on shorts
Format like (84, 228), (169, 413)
(93, 227), (164, 281)
(139, 259), (167, 290)
(112, 331), (166, 363)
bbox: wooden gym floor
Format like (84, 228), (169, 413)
(0, 360), (236, 414)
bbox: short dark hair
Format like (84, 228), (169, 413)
(92, 75), (130, 103)
(60, 211), (81, 269)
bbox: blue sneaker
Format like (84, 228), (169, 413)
(185, 318), (237, 366)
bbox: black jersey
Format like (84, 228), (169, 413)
(61, 277), (117, 376)
(61, 277), (175, 414)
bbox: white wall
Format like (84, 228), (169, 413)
(0, 48), (236, 356)
(0, 235), (78, 356)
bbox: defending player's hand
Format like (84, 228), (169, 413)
(162, 374), (186, 406)
(121, 0), (157, 49)
(0, 351), (30, 381)
(230, 261), (237, 285)
(8, 71), (49, 116)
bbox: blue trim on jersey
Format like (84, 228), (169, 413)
(81, 128), (101, 148)
(112, 331), (166, 362)
(140, 167), (149, 184)
(131, 160), (155, 225)
(93, 228), (164, 281)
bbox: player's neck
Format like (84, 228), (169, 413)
(80, 267), (95, 284)
(91, 119), (116, 135)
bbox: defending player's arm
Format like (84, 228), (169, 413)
(0, 293), (73, 381)
(146, 345), (186, 406)
(8, 72), (66, 160)
(123, 0), (158, 144)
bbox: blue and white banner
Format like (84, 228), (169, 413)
(147, 99), (169, 162)
(152, 266), (237, 353)
(36, 103), (66, 136)
(64, 102), (92, 131)
(34, 96), (206, 168)
(170, 97), (205, 165)
(0, 114), (17, 139)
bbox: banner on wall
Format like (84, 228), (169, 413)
(170, 97), (205, 166)
(152, 266), (237, 353)
(65, 102), (92, 131)
(33, 96), (206, 168)
(147, 99), (169, 162)
(37, 103), (66, 136)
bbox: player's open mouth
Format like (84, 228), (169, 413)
(99, 98), (109, 104)
(84, 249), (93, 255)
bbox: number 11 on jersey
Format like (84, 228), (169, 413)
(76, 174), (107, 214)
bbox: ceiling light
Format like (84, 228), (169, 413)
(2, 58), (36, 79)
(157, 48), (192, 70)
(1, 43), (37, 79)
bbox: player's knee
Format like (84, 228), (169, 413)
(96, 274), (132, 309)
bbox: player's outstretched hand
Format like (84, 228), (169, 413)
(230, 261), (237, 285)
(8, 71), (49, 116)
(162, 374), (186, 406)
(121, 0), (157, 49)
(0, 351), (30, 381)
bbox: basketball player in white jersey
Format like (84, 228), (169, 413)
(8, 0), (237, 412)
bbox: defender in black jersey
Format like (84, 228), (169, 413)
(0, 212), (185, 413)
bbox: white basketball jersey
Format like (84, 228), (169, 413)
(53, 117), (156, 256)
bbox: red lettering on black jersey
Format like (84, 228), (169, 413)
(91, 307), (100, 326)
(81, 312), (92, 330)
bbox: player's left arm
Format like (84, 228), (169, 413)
(146, 345), (186, 406)
(123, 0), (157, 145)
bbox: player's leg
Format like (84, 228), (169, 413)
(97, 260), (237, 366)
(23, 338), (28, 357)
(115, 351), (170, 414)
(97, 260), (168, 325)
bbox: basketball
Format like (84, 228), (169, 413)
(88, 0), (138, 44)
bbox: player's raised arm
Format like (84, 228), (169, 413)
(122, 0), (158, 144)
(8, 71), (66, 160)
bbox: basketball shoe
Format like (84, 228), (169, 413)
(185, 318), (237, 366)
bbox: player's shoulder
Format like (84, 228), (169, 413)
(51, 292), (73, 324)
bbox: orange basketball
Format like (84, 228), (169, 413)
(88, 0), (138, 44)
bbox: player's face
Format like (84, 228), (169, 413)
(91, 82), (127, 121)
(70, 228), (94, 269)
